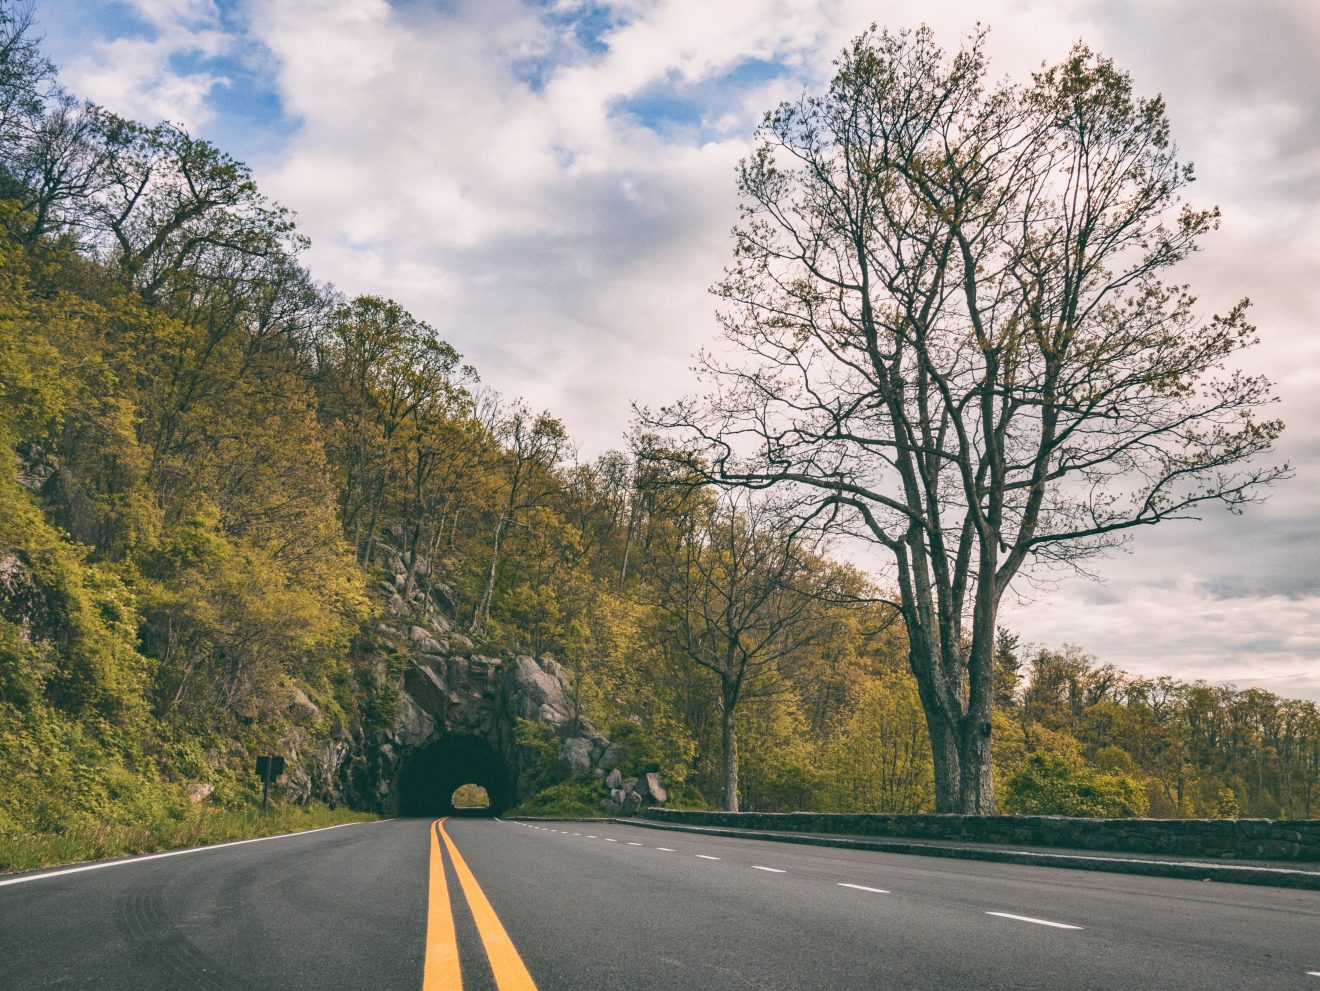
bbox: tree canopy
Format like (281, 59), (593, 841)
(646, 26), (1286, 812)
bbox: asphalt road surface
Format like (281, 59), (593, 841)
(2, 817), (1318, 989)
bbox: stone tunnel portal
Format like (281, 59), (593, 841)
(396, 735), (514, 817)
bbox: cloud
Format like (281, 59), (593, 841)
(53, 0), (234, 130)
(1003, 576), (1320, 699)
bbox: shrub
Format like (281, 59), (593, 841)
(506, 775), (606, 818)
(1002, 752), (1149, 818)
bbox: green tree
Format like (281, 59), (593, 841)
(1002, 752), (1149, 818)
(643, 493), (846, 811)
(822, 668), (933, 813)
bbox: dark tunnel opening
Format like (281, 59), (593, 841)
(395, 735), (513, 817)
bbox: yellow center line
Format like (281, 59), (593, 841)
(422, 818), (462, 991)
(438, 818), (540, 991)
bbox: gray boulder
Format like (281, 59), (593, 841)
(504, 655), (573, 726)
(621, 776), (639, 794)
(558, 737), (594, 777)
(286, 685), (322, 725)
(623, 791), (643, 813)
(605, 767), (623, 789)
(394, 693), (436, 748)
(644, 772), (667, 804)
(185, 782), (215, 804)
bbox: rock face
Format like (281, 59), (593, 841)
(332, 540), (664, 815)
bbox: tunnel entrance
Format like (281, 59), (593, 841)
(396, 735), (513, 817)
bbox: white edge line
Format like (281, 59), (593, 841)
(985, 911), (1083, 930)
(752, 866), (786, 873)
(695, 854), (721, 860)
(0, 820), (383, 888)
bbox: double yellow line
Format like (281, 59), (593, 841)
(424, 818), (539, 991)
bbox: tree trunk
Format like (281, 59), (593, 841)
(472, 513), (506, 632)
(721, 699), (740, 812)
(361, 481), (385, 566)
(908, 628), (963, 812)
(958, 589), (998, 814)
(957, 715), (995, 813)
(924, 702), (961, 812)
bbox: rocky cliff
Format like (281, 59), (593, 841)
(313, 539), (661, 815)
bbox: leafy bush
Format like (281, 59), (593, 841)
(506, 775), (607, 819)
(1002, 752), (1149, 818)
(513, 717), (561, 795)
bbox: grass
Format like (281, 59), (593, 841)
(0, 804), (379, 875)
(506, 776), (612, 819)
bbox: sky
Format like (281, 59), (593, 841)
(28, 0), (1320, 699)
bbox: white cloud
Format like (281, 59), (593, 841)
(1003, 577), (1320, 699)
(56, 0), (232, 130)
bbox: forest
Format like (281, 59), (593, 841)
(0, 4), (1316, 864)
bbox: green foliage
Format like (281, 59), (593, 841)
(1213, 786), (1241, 819)
(513, 718), (561, 796)
(0, 803), (376, 874)
(506, 775), (608, 819)
(1002, 753), (1150, 818)
(820, 669), (934, 813)
(451, 784), (490, 809)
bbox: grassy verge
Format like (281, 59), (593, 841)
(0, 804), (379, 875)
(506, 777), (611, 819)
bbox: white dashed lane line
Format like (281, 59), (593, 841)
(985, 912), (1083, 930)
(837, 883), (889, 894)
(656, 847), (676, 852)
(695, 854), (721, 861)
(604, 838), (617, 842)
(752, 866), (786, 873)
(627, 842), (644, 846)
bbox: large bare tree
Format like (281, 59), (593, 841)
(647, 27), (1286, 813)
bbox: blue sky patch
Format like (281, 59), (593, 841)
(721, 57), (790, 87)
(612, 56), (795, 140)
(34, 0), (294, 165)
(614, 83), (706, 134)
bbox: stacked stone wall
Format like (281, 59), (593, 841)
(643, 809), (1320, 861)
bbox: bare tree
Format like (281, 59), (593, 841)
(647, 28), (1286, 812)
(643, 492), (843, 811)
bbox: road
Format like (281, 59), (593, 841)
(2, 816), (1318, 989)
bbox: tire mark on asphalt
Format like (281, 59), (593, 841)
(117, 885), (249, 990)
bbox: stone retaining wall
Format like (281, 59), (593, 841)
(643, 809), (1320, 861)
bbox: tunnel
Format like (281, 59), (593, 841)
(395, 735), (514, 817)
